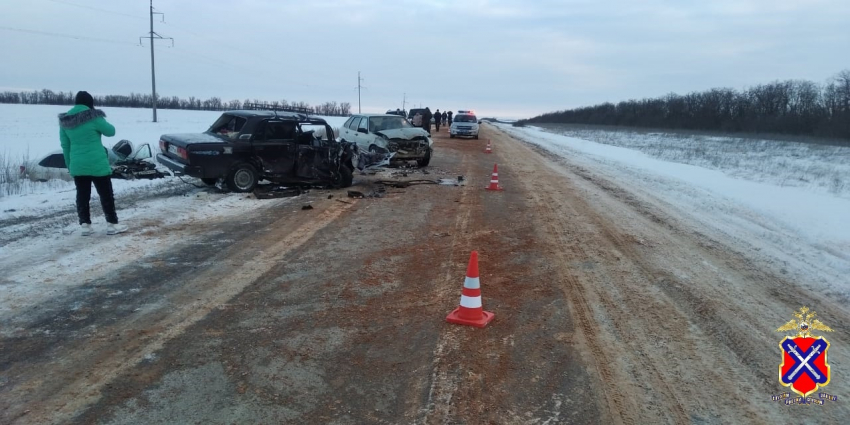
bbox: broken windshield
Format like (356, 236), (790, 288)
(370, 116), (415, 132)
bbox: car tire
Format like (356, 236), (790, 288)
(335, 164), (354, 188)
(369, 145), (387, 154)
(474, 134), (479, 140)
(417, 149), (432, 167)
(449, 134), (455, 139)
(201, 178), (217, 186)
(225, 163), (258, 192)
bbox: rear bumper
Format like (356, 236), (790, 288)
(156, 154), (202, 177)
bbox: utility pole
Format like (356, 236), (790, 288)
(402, 93), (407, 114)
(357, 71), (365, 113)
(139, 1), (173, 122)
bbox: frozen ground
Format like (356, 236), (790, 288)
(496, 123), (850, 299)
(3, 106), (847, 321)
(0, 105), (347, 318)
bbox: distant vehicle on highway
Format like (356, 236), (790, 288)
(450, 112), (480, 139)
(339, 114), (433, 167)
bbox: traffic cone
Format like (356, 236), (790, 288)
(446, 251), (495, 328)
(485, 164), (503, 191)
(484, 140), (492, 153)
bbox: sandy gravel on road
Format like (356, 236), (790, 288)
(488, 125), (849, 424)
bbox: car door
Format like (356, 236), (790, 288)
(343, 116), (362, 144)
(354, 116), (374, 151)
(252, 120), (297, 176)
(294, 126), (334, 181)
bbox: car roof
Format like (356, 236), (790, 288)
(224, 110), (329, 124)
(352, 114), (404, 118)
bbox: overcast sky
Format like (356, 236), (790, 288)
(2, 0), (849, 118)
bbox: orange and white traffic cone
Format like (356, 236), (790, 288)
(485, 163), (503, 191)
(484, 140), (492, 153)
(446, 251), (495, 328)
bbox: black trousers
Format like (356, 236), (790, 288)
(74, 175), (118, 224)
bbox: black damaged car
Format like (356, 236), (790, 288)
(156, 111), (357, 192)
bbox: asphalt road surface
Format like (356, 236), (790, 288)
(2, 125), (848, 424)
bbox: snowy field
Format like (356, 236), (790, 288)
(0, 104), (349, 160)
(496, 123), (850, 299)
(534, 124), (850, 199)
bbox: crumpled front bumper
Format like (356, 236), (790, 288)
(387, 140), (430, 159)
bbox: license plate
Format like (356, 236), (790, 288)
(168, 144), (179, 155)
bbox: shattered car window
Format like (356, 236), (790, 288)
(454, 114), (477, 123)
(210, 115), (247, 140)
(370, 116), (415, 132)
(300, 124), (332, 141)
(263, 121), (297, 140)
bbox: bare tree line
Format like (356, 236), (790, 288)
(518, 70), (850, 140)
(0, 90), (352, 116)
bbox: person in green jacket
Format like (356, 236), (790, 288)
(59, 91), (128, 235)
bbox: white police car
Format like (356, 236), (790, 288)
(449, 111), (479, 139)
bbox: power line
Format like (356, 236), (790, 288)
(44, 0), (147, 19)
(37, 0), (348, 92)
(0, 25), (137, 45)
(158, 22), (346, 89)
(138, 1), (173, 123)
(357, 72), (366, 113)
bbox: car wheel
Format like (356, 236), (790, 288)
(335, 164), (354, 188)
(449, 134), (455, 139)
(473, 134), (479, 140)
(201, 178), (217, 186)
(226, 163), (258, 192)
(417, 149), (432, 167)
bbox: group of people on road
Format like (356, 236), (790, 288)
(412, 108), (453, 135)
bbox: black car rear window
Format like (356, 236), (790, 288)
(39, 153), (66, 168)
(455, 115), (477, 123)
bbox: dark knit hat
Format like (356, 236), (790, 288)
(75, 91), (94, 109)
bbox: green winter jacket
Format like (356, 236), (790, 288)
(58, 105), (115, 177)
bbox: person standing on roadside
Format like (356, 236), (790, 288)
(412, 111), (423, 127)
(59, 91), (128, 236)
(447, 110), (453, 126)
(423, 107), (432, 135)
(434, 109), (442, 132)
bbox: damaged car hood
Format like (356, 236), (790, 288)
(375, 128), (431, 141)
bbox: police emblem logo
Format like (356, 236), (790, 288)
(775, 307), (837, 404)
